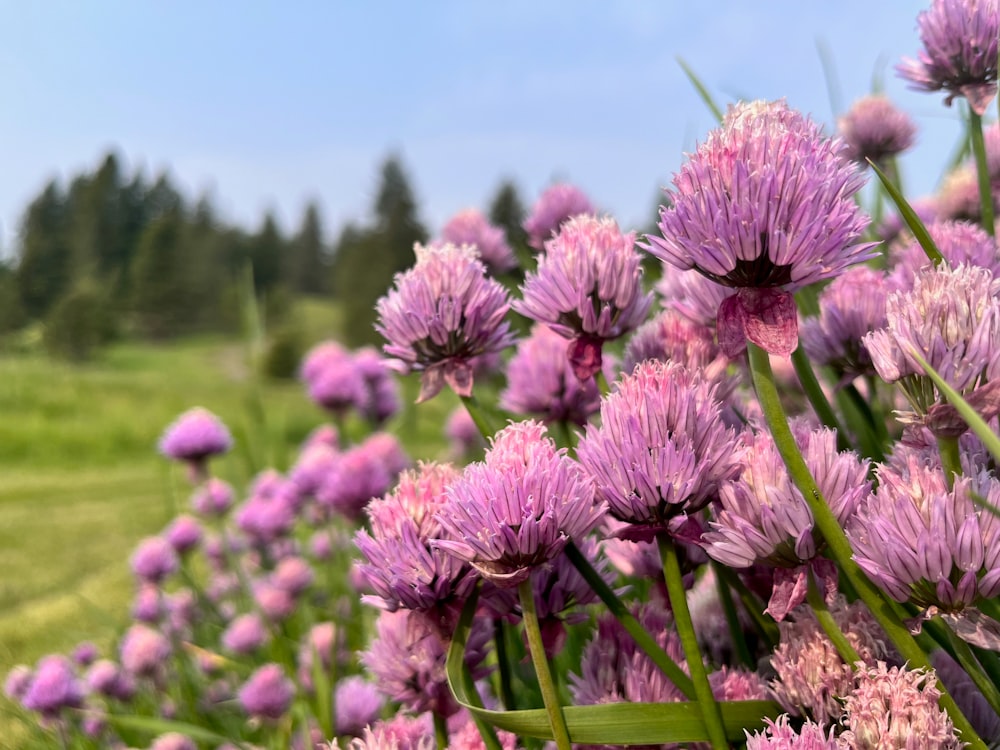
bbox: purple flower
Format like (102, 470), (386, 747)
(149, 733), (198, 750)
(297, 621), (344, 692)
(937, 164), (992, 222)
(190, 477), (234, 517)
(933, 649), (1000, 741)
(889, 220), (1000, 291)
(799, 265), (890, 380)
(4, 665), (32, 701)
(745, 715), (839, 750)
(222, 613), (270, 655)
(21, 655), (82, 717)
(515, 215), (652, 380)
(375, 243), (515, 402)
(704, 424), (870, 570)
(270, 555), (314, 596)
(656, 262), (737, 329)
(863, 263), (1000, 433)
(252, 579), (296, 621)
(86, 659), (134, 700)
(354, 346), (402, 425)
(164, 514), (202, 554)
(316, 444), (393, 523)
(119, 623), (171, 678)
(499, 324), (606, 426)
(622, 308), (729, 383)
(235, 482), (297, 544)
(130, 536), (179, 584)
(335, 675), (384, 737)
(770, 597), (895, 723)
(362, 608), (490, 717)
(849, 456), (1000, 612)
(645, 99), (875, 357)
(434, 420), (604, 587)
(439, 208), (517, 274)
(349, 716), (434, 750)
(841, 662), (962, 750)
(158, 407), (232, 468)
(577, 360), (742, 541)
(71, 641), (98, 667)
(897, 0), (999, 115)
(305, 345), (370, 415)
(355, 462), (475, 613)
(238, 663), (295, 720)
(523, 182), (595, 251)
(837, 93), (918, 164)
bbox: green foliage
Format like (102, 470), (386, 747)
(15, 182), (72, 319)
(287, 201), (329, 294)
(261, 323), (304, 379)
(43, 280), (114, 361)
(129, 209), (198, 338)
(488, 178), (529, 253)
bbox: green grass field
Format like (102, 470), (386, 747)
(0, 298), (459, 746)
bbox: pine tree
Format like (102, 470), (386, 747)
(288, 201), (327, 295)
(15, 181), (72, 318)
(129, 209), (195, 338)
(248, 212), (285, 293)
(488, 178), (529, 251)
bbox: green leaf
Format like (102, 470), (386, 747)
(106, 714), (252, 748)
(867, 159), (944, 266)
(446, 586), (780, 744)
(676, 58), (724, 123)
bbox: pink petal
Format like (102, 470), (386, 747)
(739, 288), (799, 357)
(717, 293), (749, 357)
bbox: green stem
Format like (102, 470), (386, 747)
(746, 342), (987, 750)
(493, 618), (517, 710)
(710, 560), (754, 669)
(713, 563), (780, 649)
(595, 368), (611, 397)
(657, 535), (729, 750)
(936, 616), (1000, 721)
(805, 565), (861, 666)
(564, 541), (696, 698)
(460, 393), (498, 440)
(552, 418), (577, 455)
(789, 346), (850, 452)
(434, 712), (449, 750)
(518, 578), (572, 750)
(969, 108), (996, 236)
(936, 434), (962, 490)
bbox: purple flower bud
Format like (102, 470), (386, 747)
(71, 641), (98, 667)
(131, 584), (163, 623)
(238, 663), (295, 721)
(523, 183), (595, 251)
(222, 612), (269, 655)
(253, 579), (296, 622)
(190, 477), (234, 516)
(897, 0), (999, 115)
(164, 514), (202, 554)
(270, 555), (314, 596)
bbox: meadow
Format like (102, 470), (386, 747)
(0, 297), (456, 745)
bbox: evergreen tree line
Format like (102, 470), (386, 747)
(0, 151), (529, 358)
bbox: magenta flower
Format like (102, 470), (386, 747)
(646, 99), (875, 356)
(499, 324), (606, 426)
(577, 360), (742, 541)
(799, 265), (890, 380)
(349, 716), (434, 750)
(849, 455), (1000, 614)
(21, 655), (83, 717)
(515, 215), (652, 380)
(316, 444), (393, 523)
(897, 0), (999, 115)
(130, 535), (179, 584)
(376, 243), (515, 402)
(164, 514), (202, 554)
(863, 263), (1000, 434)
(657, 262), (737, 329)
(238, 663), (295, 721)
(335, 675), (384, 737)
(120, 623), (171, 678)
(353, 346), (402, 425)
(745, 715), (839, 750)
(434, 421), (604, 587)
(841, 662), (962, 750)
(439, 207), (517, 274)
(837, 93), (917, 164)
(355, 462), (474, 614)
(190, 477), (234, 517)
(937, 164), (992, 222)
(222, 613), (269, 655)
(523, 182), (595, 251)
(158, 407), (232, 480)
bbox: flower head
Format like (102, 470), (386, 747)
(130, 536), (179, 584)
(646, 99), (875, 356)
(158, 407), (232, 478)
(120, 623), (171, 678)
(897, 0), (999, 115)
(889, 220), (1000, 291)
(222, 613), (269, 655)
(335, 675), (384, 737)
(21, 655), (83, 717)
(238, 663), (295, 721)
(837, 93), (917, 164)
(434, 421), (603, 586)
(439, 208), (516, 274)
(376, 243), (515, 402)
(623, 308), (729, 383)
(523, 183), (595, 251)
(577, 359), (742, 541)
(500, 324), (606, 426)
(745, 715), (839, 750)
(515, 215), (652, 380)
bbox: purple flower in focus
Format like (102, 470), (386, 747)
(841, 662), (962, 750)
(863, 263), (1000, 434)
(837, 93), (917, 165)
(849, 456), (1000, 613)
(933, 649), (1000, 741)
(897, 0), (999, 115)
(21, 655), (83, 717)
(439, 208), (517, 274)
(335, 675), (384, 737)
(238, 663), (295, 720)
(130, 536), (179, 584)
(657, 262), (737, 329)
(361, 608), (490, 717)
(745, 715), (839, 750)
(434, 421), (604, 587)
(523, 182), (595, 251)
(355, 462), (475, 614)
(645, 100), (875, 357)
(515, 215), (652, 380)
(799, 265), (890, 380)
(499, 324), (606, 426)
(349, 716), (434, 750)
(577, 360), (742, 541)
(158, 407), (232, 479)
(375, 243), (515, 402)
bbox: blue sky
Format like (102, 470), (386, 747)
(0, 1), (968, 253)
